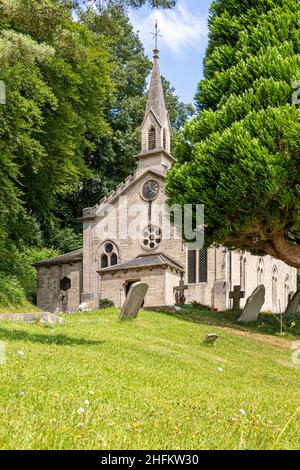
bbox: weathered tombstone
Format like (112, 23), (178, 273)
(284, 290), (300, 319)
(174, 273), (188, 305)
(119, 282), (148, 321)
(202, 334), (219, 346)
(229, 285), (245, 311)
(238, 285), (265, 323)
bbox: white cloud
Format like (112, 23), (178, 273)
(130, 1), (208, 56)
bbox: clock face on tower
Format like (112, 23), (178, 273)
(142, 180), (159, 201)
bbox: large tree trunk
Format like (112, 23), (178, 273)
(270, 233), (300, 269)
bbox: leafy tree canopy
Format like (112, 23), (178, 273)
(167, 0), (300, 269)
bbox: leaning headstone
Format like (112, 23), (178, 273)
(119, 282), (148, 321)
(202, 334), (219, 346)
(238, 285), (265, 323)
(284, 290), (300, 319)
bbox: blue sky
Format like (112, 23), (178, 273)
(129, 0), (212, 104)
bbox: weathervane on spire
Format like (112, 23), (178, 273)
(151, 20), (163, 50)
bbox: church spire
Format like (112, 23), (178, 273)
(144, 47), (167, 125)
(139, 22), (172, 161)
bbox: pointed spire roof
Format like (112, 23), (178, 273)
(145, 49), (167, 124)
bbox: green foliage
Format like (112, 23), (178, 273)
(167, 0), (300, 267)
(0, 0), (113, 224)
(81, 0), (176, 10)
(0, 273), (27, 307)
(0, 271), (40, 312)
(191, 301), (211, 311)
(0, 0), (184, 307)
(99, 298), (115, 308)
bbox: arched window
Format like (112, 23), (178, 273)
(100, 242), (119, 269)
(111, 253), (118, 266)
(187, 250), (196, 284)
(163, 128), (167, 150)
(101, 254), (108, 269)
(257, 258), (264, 285)
(284, 274), (290, 309)
(240, 256), (247, 290)
(187, 249), (208, 285)
(199, 248), (208, 283)
(272, 266), (278, 309)
(148, 126), (156, 150)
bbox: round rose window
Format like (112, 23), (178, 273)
(141, 225), (162, 250)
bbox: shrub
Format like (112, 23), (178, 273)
(191, 301), (211, 311)
(99, 299), (114, 309)
(0, 273), (28, 308)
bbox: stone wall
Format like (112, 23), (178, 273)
(100, 266), (181, 308)
(36, 261), (82, 313)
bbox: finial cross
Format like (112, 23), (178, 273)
(151, 20), (163, 50)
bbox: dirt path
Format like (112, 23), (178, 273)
(222, 326), (292, 349)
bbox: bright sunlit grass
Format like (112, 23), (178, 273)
(0, 308), (299, 450)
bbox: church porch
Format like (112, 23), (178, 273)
(98, 254), (184, 308)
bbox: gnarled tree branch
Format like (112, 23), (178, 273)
(271, 232), (300, 269)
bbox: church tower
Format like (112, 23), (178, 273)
(137, 47), (175, 174)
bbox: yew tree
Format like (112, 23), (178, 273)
(167, 0), (300, 268)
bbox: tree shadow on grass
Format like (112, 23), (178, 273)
(0, 327), (105, 346)
(158, 307), (282, 337)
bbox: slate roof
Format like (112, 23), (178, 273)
(34, 249), (83, 267)
(98, 253), (184, 274)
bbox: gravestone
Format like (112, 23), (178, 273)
(238, 285), (265, 323)
(174, 273), (188, 305)
(229, 285), (245, 311)
(119, 282), (148, 321)
(284, 290), (300, 319)
(202, 334), (219, 346)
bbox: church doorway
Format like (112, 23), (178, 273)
(124, 279), (141, 296)
(59, 276), (71, 313)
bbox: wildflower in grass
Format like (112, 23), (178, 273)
(240, 409), (246, 416)
(84, 399), (90, 406)
(218, 367), (223, 372)
(17, 351), (24, 357)
(88, 391), (95, 395)
(19, 391), (26, 397)
(77, 407), (84, 415)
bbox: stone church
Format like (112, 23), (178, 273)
(35, 48), (297, 314)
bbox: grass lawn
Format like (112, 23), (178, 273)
(0, 308), (299, 450)
(0, 302), (41, 315)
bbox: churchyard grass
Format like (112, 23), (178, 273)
(0, 308), (299, 450)
(0, 303), (41, 314)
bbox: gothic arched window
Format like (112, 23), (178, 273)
(240, 255), (247, 290)
(148, 126), (156, 150)
(101, 254), (108, 269)
(198, 248), (208, 283)
(257, 258), (264, 286)
(187, 250), (196, 284)
(187, 249), (208, 285)
(272, 266), (278, 309)
(111, 253), (118, 266)
(100, 242), (119, 269)
(284, 274), (290, 309)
